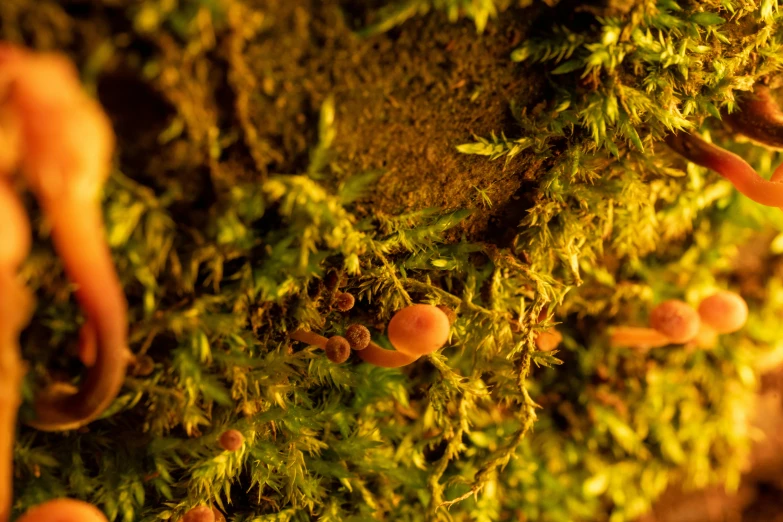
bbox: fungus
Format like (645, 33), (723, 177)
(333, 292), (355, 312)
(648, 300), (701, 344)
(212, 509), (226, 522)
(609, 326), (672, 350)
(356, 304), (450, 368)
(218, 429), (244, 452)
(16, 498), (108, 522)
(698, 291), (748, 334)
(0, 44), (129, 431)
(289, 330), (352, 364)
(181, 505), (215, 522)
(689, 323), (719, 349)
(535, 329), (563, 352)
(344, 324), (371, 351)
(325, 336), (351, 363)
(723, 85), (783, 148)
(386, 304), (450, 357)
(665, 131), (783, 208)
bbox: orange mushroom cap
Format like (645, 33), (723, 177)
(387, 304), (450, 357)
(181, 506), (215, 522)
(698, 291), (748, 334)
(218, 429), (244, 452)
(648, 300), (700, 344)
(16, 498), (108, 522)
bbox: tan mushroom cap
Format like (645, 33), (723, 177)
(649, 300), (700, 344)
(698, 291), (748, 334)
(16, 499), (108, 522)
(387, 304), (451, 357)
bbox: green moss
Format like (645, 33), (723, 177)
(4, 0), (783, 521)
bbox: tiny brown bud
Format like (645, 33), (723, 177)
(325, 335), (351, 363)
(436, 305), (457, 325)
(218, 429), (244, 451)
(181, 506), (215, 522)
(344, 324), (370, 351)
(130, 354), (155, 376)
(333, 292), (355, 312)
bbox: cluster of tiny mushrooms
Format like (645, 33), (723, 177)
(0, 40), (777, 520)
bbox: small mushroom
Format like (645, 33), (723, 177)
(181, 506), (215, 522)
(535, 329), (563, 352)
(289, 330), (352, 364)
(648, 300), (701, 344)
(16, 498), (108, 522)
(698, 291), (748, 334)
(218, 429), (244, 452)
(356, 304), (450, 368)
(333, 292), (355, 312)
(325, 336), (351, 364)
(344, 324), (370, 351)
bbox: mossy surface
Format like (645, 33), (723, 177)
(3, 1), (783, 522)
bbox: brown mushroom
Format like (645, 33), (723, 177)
(16, 498), (108, 522)
(356, 304), (451, 368)
(218, 429), (244, 452)
(698, 291), (748, 334)
(648, 300), (701, 344)
(344, 324), (370, 351)
(181, 505), (215, 522)
(325, 336), (351, 364)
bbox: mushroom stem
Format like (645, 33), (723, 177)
(26, 201), (130, 432)
(609, 326), (672, 350)
(724, 86), (783, 149)
(289, 329), (328, 349)
(355, 341), (420, 368)
(665, 132), (783, 208)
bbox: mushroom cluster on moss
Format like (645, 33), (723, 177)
(289, 303), (452, 368)
(611, 291), (748, 350)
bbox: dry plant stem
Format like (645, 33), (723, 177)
(724, 86), (783, 148)
(27, 202), (129, 431)
(610, 326), (671, 350)
(355, 341), (419, 368)
(666, 132), (783, 207)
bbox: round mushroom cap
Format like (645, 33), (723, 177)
(333, 292), (355, 312)
(17, 499), (109, 522)
(698, 291), (748, 334)
(649, 300), (700, 344)
(325, 335), (351, 363)
(535, 329), (563, 352)
(387, 304), (451, 357)
(181, 506), (215, 522)
(344, 324), (371, 351)
(219, 429), (244, 451)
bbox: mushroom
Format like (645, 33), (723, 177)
(698, 291), (748, 334)
(218, 429), (244, 452)
(333, 292), (355, 312)
(181, 505), (215, 522)
(356, 304), (450, 368)
(648, 300), (701, 344)
(0, 44), (129, 431)
(15, 498), (108, 522)
(535, 329), (563, 352)
(325, 336), (351, 363)
(344, 324), (370, 351)
(610, 300), (700, 349)
(665, 131), (783, 208)
(289, 330), (353, 364)
(723, 85), (783, 149)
